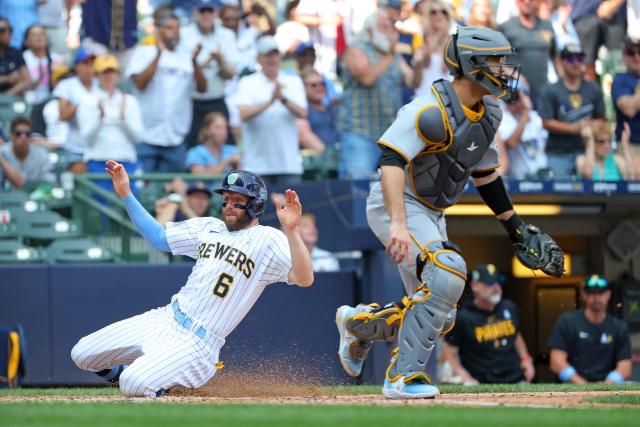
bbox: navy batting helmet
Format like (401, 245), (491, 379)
(214, 170), (268, 218)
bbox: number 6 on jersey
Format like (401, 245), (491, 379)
(213, 273), (234, 298)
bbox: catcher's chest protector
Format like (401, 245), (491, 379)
(409, 80), (501, 210)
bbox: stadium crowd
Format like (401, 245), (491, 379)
(0, 0), (639, 189)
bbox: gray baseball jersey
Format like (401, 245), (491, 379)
(378, 79), (502, 210)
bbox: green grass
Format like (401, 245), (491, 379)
(327, 383), (640, 395)
(586, 395), (640, 406)
(2, 385), (640, 427)
(0, 403), (639, 427)
(0, 387), (119, 397)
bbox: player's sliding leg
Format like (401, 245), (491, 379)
(382, 240), (466, 399)
(118, 333), (222, 397)
(70, 309), (163, 385)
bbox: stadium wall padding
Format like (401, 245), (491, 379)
(0, 266), (363, 386)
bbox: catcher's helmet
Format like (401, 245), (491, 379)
(214, 170), (268, 218)
(444, 26), (520, 101)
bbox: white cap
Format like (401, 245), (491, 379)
(256, 36), (279, 55)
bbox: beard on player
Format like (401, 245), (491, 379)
(223, 208), (254, 231)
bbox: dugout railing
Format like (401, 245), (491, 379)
(71, 173), (224, 262)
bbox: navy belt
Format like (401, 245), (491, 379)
(171, 301), (207, 339)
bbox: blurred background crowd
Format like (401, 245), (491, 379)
(1, 0), (640, 192)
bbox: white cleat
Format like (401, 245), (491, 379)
(336, 305), (371, 377)
(382, 377), (440, 399)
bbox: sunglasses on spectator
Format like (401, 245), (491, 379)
(222, 202), (248, 210)
(595, 139), (611, 145)
(625, 48), (640, 57)
(0, 26), (10, 33)
(585, 275), (608, 289)
(564, 55), (584, 64)
(305, 80), (325, 88)
(222, 15), (241, 21)
(430, 9), (447, 16)
(199, 7), (215, 13)
(12, 130), (32, 137)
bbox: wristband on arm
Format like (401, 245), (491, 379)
(122, 193), (171, 252)
(606, 370), (624, 384)
(559, 366), (577, 383)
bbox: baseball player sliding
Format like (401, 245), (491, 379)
(335, 26), (565, 399)
(71, 161), (313, 397)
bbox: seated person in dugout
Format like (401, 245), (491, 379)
(443, 264), (534, 384)
(548, 275), (632, 384)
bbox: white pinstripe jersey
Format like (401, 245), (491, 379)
(165, 217), (292, 339)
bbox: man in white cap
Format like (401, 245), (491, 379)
(180, 0), (239, 148)
(231, 35), (307, 187)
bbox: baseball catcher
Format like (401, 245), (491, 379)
(335, 25), (564, 399)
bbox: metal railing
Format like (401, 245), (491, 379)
(72, 173), (223, 262)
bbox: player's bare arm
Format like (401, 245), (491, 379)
(515, 333), (535, 383)
(380, 165), (413, 265)
(442, 341), (479, 385)
(273, 189), (314, 287)
(611, 359), (632, 383)
(549, 349), (588, 384)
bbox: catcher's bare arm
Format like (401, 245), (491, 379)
(472, 171), (565, 277)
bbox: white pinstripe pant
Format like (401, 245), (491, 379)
(71, 306), (224, 397)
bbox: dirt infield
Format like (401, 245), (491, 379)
(2, 389), (640, 408)
(2, 370), (639, 408)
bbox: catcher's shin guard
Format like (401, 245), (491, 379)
(385, 241), (466, 391)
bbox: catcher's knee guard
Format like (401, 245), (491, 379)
(386, 241), (466, 383)
(441, 307), (457, 337)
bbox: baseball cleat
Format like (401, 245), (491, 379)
(336, 305), (372, 377)
(96, 364), (127, 385)
(382, 376), (440, 399)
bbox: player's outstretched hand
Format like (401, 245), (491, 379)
(387, 222), (414, 265)
(105, 160), (131, 199)
(273, 189), (302, 230)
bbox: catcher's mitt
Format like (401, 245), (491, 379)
(513, 224), (565, 277)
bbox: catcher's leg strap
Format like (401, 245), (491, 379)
(346, 302), (404, 343)
(387, 241), (467, 382)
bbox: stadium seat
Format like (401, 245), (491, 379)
(0, 239), (44, 264)
(0, 223), (18, 240)
(17, 210), (81, 244)
(45, 238), (115, 263)
(0, 190), (29, 210)
(0, 95), (31, 136)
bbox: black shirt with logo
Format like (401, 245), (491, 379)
(445, 298), (524, 384)
(538, 79), (605, 154)
(0, 47), (25, 93)
(548, 310), (631, 382)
